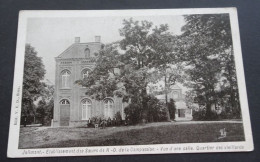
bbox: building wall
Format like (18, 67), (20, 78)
(168, 89), (182, 101)
(175, 109), (193, 121)
(53, 42), (126, 127)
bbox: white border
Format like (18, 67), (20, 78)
(7, 8), (254, 158)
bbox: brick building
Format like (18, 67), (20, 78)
(53, 37), (126, 127)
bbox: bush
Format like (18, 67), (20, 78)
(156, 104), (168, 122)
(192, 103), (243, 121)
(192, 107), (219, 121)
(147, 96), (167, 122)
(124, 103), (142, 125)
(216, 110), (242, 120)
(192, 108), (207, 121)
(20, 115), (35, 127)
(114, 111), (123, 126)
(87, 116), (102, 127)
(124, 95), (168, 125)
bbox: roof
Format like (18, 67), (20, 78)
(171, 84), (181, 89)
(57, 42), (102, 59)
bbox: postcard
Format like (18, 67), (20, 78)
(7, 8), (253, 158)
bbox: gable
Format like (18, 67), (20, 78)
(57, 42), (102, 59)
(171, 84), (181, 89)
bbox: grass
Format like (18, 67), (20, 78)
(19, 122), (244, 149)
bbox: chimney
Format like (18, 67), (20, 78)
(95, 36), (101, 43)
(75, 37), (80, 43)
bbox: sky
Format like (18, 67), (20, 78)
(26, 15), (186, 85)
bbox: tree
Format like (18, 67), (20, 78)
(124, 102), (143, 125)
(21, 44), (46, 125)
(148, 26), (185, 120)
(179, 14), (240, 119)
(36, 100), (46, 125)
(167, 99), (176, 120)
(43, 85), (55, 125)
(185, 90), (198, 109)
(36, 84), (54, 125)
(124, 95), (167, 124)
(76, 18), (177, 122)
(185, 57), (221, 118)
(219, 49), (240, 117)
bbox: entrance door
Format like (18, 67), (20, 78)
(60, 99), (70, 126)
(178, 109), (185, 118)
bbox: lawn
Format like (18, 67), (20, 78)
(19, 121), (245, 149)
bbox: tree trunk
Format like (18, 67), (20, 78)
(141, 88), (149, 122)
(164, 75), (171, 121)
(205, 102), (212, 120)
(204, 91), (213, 120)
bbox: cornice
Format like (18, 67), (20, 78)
(55, 57), (97, 62)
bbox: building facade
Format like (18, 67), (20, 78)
(53, 37), (126, 127)
(155, 85), (193, 121)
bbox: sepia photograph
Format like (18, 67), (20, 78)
(7, 8), (253, 157)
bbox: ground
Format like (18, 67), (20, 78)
(19, 121), (244, 149)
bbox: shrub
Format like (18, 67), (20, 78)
(192, 108), (206, 121)
(124, 95), (168, 125)
(217, 110), (242, 120)
(124, 103), (142, 125)
(193, 107), (219, 121)
(87, 116), (102, 127)
(192, 102), (242, 121)
(156, 103), (168, 122)
(114, 111), (123, 126)
(147, 96), (167, 122)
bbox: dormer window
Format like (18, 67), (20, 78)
(85, 48), (90, 58)
(82, 68), (91, 79)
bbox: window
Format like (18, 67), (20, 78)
(81, 98), (92, 120)
(60, 99), (70, 105)
(82, 68), (91, 79)
(85, 48), (90, 58)
(104, 98), (114, 118)
(61, 70), (70, 88)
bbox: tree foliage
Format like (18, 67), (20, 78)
(36, 85), (54, 125)
(124, 96), (167, 124)
(179, 14), (240, 119)
(22, 44), (46, 120)
(76, 18), (179, 122)
(76, 15), (240, 121)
